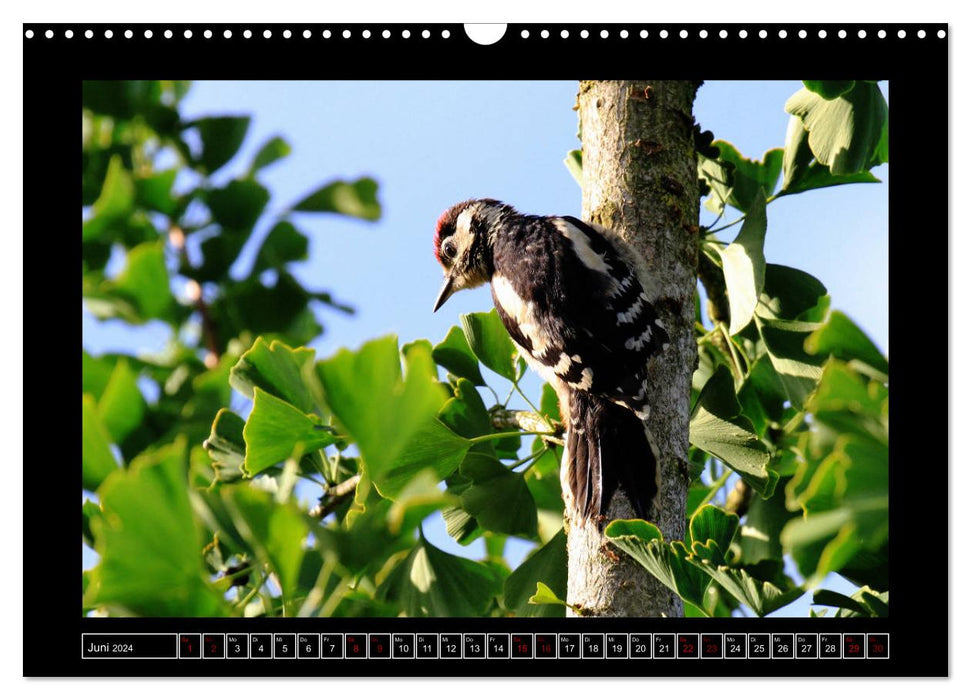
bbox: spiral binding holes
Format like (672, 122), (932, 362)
(22, 25), (947, 42)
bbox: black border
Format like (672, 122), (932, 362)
(27, 22), (948, 677)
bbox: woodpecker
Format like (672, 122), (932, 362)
(432, 199), (669, 522)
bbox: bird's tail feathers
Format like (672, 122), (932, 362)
(562, 392), (660, 522)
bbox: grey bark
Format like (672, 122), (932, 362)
(567, 80), (699, 617)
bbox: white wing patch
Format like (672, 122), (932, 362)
(568, 367), (594, 391)
(551, 352), (574, 374)
(492, 274), (553, 354)
(492, 275), (527, 321)
(617, 296), (645, 324)
(553, 219), (611, 274)
(625, 325), (653, 351)
(609, 272), (637, 298)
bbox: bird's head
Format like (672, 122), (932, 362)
(432, 198), (511, 311)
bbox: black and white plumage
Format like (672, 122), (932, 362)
(432, 199), (669, 521)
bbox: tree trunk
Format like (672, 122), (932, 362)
(567, 80), (699, 617)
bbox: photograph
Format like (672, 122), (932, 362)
(80, 76), (890, 621)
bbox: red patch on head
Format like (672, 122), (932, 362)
(433, 208), (451, 264)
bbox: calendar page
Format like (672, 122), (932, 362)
(23, 20), (946, 677)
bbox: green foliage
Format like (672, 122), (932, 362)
(461, 309), (521, 381)
(83, 79), (890, 619)
(715, 188), (768, 334)
(81, 80), (384, 617)
(85, 439), (229, 616)
(316, 336), (467, 498)
(604, 79), (890, 617)
(689, 365), (775, 496)
(785, 82), (887, 176)
(606, 506), (804, 617)
(376, 530), (502, 616)
(187, 116), (252, 174)
(564, 149), (583, 185)
(527, 582), (574, 613)
(503, 530), (568, 617)
(812, 586), (888, 617)
(458, 453), (538, 538)
(432, 326), (486, 386)
(697, 143), (783, 215)
(781, 359), (889, 590)
(242, 388), (337, 476)
(779, 81), (886, 196)
(249, 135), (292, 174)
(605, 518), (713, 612)
(82, 395), (119, 491)
(292, 178), (382, 221)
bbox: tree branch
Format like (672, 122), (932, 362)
(572, 79), (700, 618)
(309, 474), (362, 519)
(489, 407), (564, 445)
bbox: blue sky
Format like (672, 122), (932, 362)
(83, 80), (888, 615)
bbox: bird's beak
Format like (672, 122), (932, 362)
(433, 274), (456, 312)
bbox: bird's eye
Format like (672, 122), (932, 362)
(442, 241), (457, 260)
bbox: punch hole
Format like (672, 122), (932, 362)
(917, 29), (926, 38)
(65, 29), (73, 38)
(600, 29), (609, 39)
(580, 29), (588, 39)
(719, 29), (728, 38)
(679, 29), (688, 38)
(464, 24), (506, 45)
(698, 30), (708, 39)
(620, 29), (628, 38)
(759, 29), (767, 38)
(127, 29), (135, 38)
(45, 29), (53, 38)
(85, 29), (93, 39)
(283, 29), (291, 38)
(422, 29), (430, 38)
(877, 29), (886, 38)
(858, 29), (867, 38)
(659, 29), (668, 38)
(184, 29), (192, 39)
(778, 29), (787, 38)
(104, 29), (113, 38)
(442, 29), (451, 38)
(639, 29), (648, 38)
(243, 29), (252, 39)
(343, 29), (351, 39)
(738, 29), (747, 38)
(303, 29), (310, 38)
(25, 29), (33, 38)
(799, 29), (807, 38)
(164, 29), (172, 38)
(938, 29), (946, 38)
(203, 29), (212, 38)
(818, 29), (827, 38)
(540, 29), (549, 39)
